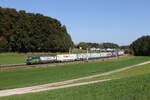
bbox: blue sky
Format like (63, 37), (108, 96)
(0, 0), (150, 45)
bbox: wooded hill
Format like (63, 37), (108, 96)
(0, 7), (74, 52)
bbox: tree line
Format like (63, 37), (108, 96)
(0, 7), (74, 52)
(77, 42), (120, 50)
(77, 35), (150, 56)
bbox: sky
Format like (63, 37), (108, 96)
(0, 0), (150, 45)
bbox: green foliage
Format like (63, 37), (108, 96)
(0, 56), (149, 90)
(130, 35), (150, 56)
(0, 7), (74, 52)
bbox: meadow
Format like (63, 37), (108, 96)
(0, 73), (150, 100)
(0, 56), (149, 90)
(0, 53), (57, 65)
(103, 63), (150, 79)
(74, 63), (150, 83)
(0, 49), (86, 65)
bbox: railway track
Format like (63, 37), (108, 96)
(0, 61), (84, 69)
(0, 56), (125, 69)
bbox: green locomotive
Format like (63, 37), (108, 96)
(26, 56), (56, 65)
(26, 56), (41, 65)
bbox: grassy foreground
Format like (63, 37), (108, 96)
(104, 63), (150, 79)
(0, 56), (149, 90)
(0, 73), (150, 100)
(75, 63), (150, 83)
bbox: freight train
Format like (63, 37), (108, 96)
(26, 51), (124, 65)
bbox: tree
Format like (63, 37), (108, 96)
(78, 42), (89, 50)
(0, 7), (74, 52)
(102, 43), (119, 49)
(130, 35), (150, 56)
(120, 45), (129, 54)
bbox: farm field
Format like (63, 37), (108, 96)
(0, 72), (150, 100)
(0, 56), (149, 90)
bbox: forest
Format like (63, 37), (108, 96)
(130, 35), (150, 56)
(0, 7), (74, 52)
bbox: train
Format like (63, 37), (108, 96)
(26, 51), (124, 65)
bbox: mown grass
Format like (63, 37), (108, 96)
(0, 55), (27, 65)
(75, 63), (150, 83)
(1, 73), (150, 100)
(104, 63), (150, 79)
(0, 56), (149, 90)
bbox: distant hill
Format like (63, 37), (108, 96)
(77, 42), (120, 50)
(0, 7), (74, 52)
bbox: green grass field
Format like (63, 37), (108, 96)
(104, 63), (150, 79)
(0, 53), (58, 65)
(0, 54), (27, 65)
(1, 73), (150, 100)
(0, 56), (149, 90)
(74, 63), (150, 83)
(0, 50), (87, 65)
